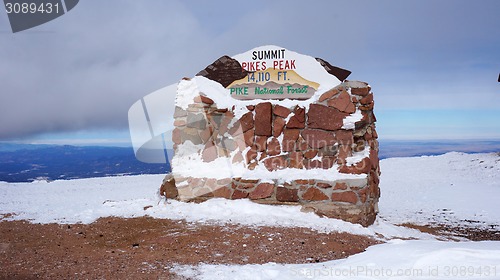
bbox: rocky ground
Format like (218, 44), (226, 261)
(402, 223), (500, 241)
(0, 217), (379, 279)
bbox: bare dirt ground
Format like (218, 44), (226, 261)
(0, 217), (379, 279)
(401, 223), (500, 241)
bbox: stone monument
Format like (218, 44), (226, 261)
(167, 45), (380, 226)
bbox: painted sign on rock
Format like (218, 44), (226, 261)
(222, 46), (347, 100)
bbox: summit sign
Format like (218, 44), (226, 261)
(228, 46), (326, 100)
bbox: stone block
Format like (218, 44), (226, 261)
(273, 117), (286, 137)
(231, 189), (249, 199)
(267, 137), (281, 156)
(250, 183), (275, 199)
(255, 102), (272, 136)
(327, 90), (355, 113)
(263, 155), (287, 171)
(318, 88), (340, 102)
(282, 129), (300, 152)
(307, 104), (348, 131)
(273, 104), (291, 117)
(332, 191), (358, 204)
(301, 129), (336, 149)
(302, 187), (328, 201)
(276, 187), (299, 202)
(186, 113), (207, 129)
(255, 136), (268, 152)
(286, 106), (305, 129)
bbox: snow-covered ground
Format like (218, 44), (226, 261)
(1, 152), (500, 279)
(173, 240), (500, 280)
(379, 152), (500, 229)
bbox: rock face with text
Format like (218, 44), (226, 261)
(169, 46), (380, 226)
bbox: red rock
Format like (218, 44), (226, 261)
(286, 107), (305, 129)
(307, 104), (348, 131)
(193, 95), (202, 103)
(335, 130), (353, 146)
(194, 188), (213, 198)
(289, 152), (304, 169)
(273, 117), (286, 137)
(232, 152), (244, 163)
(327, 91), (356, 113)
(200, 95), (214, 105)
(301, 129), (336, 149)
(204, 178), (218, 189)
(173, 119), (186, 127)
(273, 104), (291, 118)
(227, 112), (252, 135)
(369, 170), (379, 188)
(255, 136), (268, 152)
(321, 156), (336, 169)
(316, 182), (332, 188)
(246, 105), (255, 111)
(174, 106), (188, 118)
(243, 129), (254, 147)
(318, 88), (340, 102)
(188, 177), (205, 187)
(364, 131), (374, 141)
(239, 112), (254, 132)
(160, 174), (178, 199)
(186, 113), (208, 130)
(212, 186), (232, 199)
(334, 182), (349, 190)
(359, 103), (374, 111)
(337, 145), (351, 165)
(339, 157), (371, 174)
(199, 127), (213, 143)
(358, 187), (368, 203)
(276, 187), (299, 202)
(301, 187), (328, 201)
(202, 141), (218, 162)
(267, 137), (281, 156)
(294, 179), (309, 185)
(238, 183), (255, 189)
(240, 179), (260, 184)
(249, 183), (275, 199)
(258, 151), (268, 161)
(332, 191), (358, 204)
(303, 150), (318, 159)
(369, 149), (379, 170)
(245, 146), (258, 163)
(369, 180), (380, 198)
(231, 189), (248, 199)
(263, 155), (287, 171)
(254, 102), (273, 136)
(172, 128), (182, 144)
(282, 129), (300, 152)
(359, 94), (373, 105)
(295, 137), (309, 151)
(247, 161), (258, 170)
(349, 82), (371, 96)
(303, 159), (322, 170)
(219, 112), (234, 134)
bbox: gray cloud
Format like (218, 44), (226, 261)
(1, 0), (499, 140)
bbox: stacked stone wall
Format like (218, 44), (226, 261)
(169, 80), (380, 226)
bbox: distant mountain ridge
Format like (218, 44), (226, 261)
(0, 144), (170, 182)
(1, 141), (499, 183)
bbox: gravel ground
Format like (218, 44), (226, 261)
(0, 217), (379, 279)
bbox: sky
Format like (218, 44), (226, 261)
(1, 0), (499, 146)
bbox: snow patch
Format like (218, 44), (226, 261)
(342, 109), (363, 130)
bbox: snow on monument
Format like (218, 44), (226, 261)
(168, 45), (380, 226)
